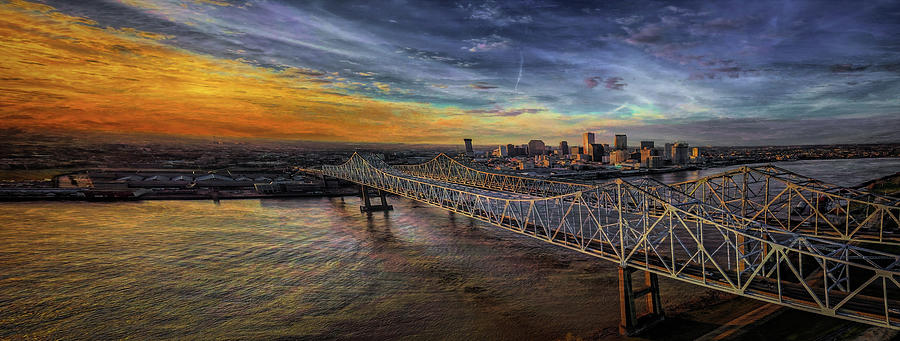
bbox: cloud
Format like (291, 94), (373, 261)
(614, 15), (643, 26)
(625, 24), (664, 45)
(831, 64), (870, 73)
(703, 17), (746, 30)
(3, 0), (899, 145)
(463, 34), (511, 52)
(585, 76), (626, 90)
(636, 114), (900, 145)
(458, 1), (532, 26)
(465, 107), (545, 117)
(1, 114), (33, 120)
(604, 77), (627, 90)
(469, 81), (498, 89)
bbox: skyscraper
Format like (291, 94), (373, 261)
(559, 141), (569, 155)
(463, 138), (474, 157)
(498, 144), (509, 157)
(506, 144), (516, 156)
(664, 143), (673, 160)
(589, 143), (605, 163)
(672, 142), (689, 165)
(610, 150), (628, 164)
(640, 141), (654, 150)
(527, 140), (545, 156)
(640, 148), (659, 168)
(614, 134), (627, 150)
(582, 132), (595, 151)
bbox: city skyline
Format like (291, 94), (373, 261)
(1, 0), (899, 146)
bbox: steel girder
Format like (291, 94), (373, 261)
(319, 153), (900, 329)
(395, 155), (900, 246)
(671, 166), (900, 245)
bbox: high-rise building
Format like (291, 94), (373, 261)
(570, 146), (582, 155)
(614, 134), (627, 150)
(582, 132), (595, 152)
(690, 147), (703, 163)
(589, 143), (605, 163)
(672, 142), (689, 165)
(463, 138), (474, 157)
(498, 144), (509, 157)
(559, 141), (569, 155)
(517, 144), (528, 156)
(664, 143), (673, 160)
(506, 144), (517, 157)
(640, 148), (660, 168)
(527, 140), (545, 156)
(648, 156), (662, 168)
(610, 150), (628, 165)
(640, 141), (654, 150)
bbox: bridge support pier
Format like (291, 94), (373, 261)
(618, 267), (664, 336)
(359, 185), (393, 212)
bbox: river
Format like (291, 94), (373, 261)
(0, 158), (897, 339)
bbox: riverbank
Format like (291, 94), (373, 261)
(0, 187), (359, 202)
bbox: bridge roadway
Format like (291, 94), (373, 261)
(306, 152), (900, 332)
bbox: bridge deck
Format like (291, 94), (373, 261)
(310, 153), (900, 330)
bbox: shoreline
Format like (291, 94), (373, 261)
(2, 156), (898, 203)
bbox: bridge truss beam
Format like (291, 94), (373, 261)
(672, 166), (900, 245)
(313, 153), (900, 330)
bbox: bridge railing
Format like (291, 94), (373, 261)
(672, 165), (900, 245)
(323, 153), (900, 329)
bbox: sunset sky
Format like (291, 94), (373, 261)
(1, 0), (898, 145)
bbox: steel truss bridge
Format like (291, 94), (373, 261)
(304, 152), (900, 332)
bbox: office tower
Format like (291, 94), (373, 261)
(640, 147), (660, 168)
(527, 140), (545, 156)
(648, 156), (662, 168)
(690, 147), (703, 164)
(610, 150), (628, 164)
(506, 144), (516, 157)
(673, 142), (689, 165)
(589, 143), (605, 163)
(570, 146), (581, 155)
(559, 141), (569, 155)
(582, 132), (595, 151)
(614, 134), (627, 150)
(516, 145), (528, 156)
(640, 141), (654, 150)
(664, 143), (673, 160)
(499, 144), (509, 157)
(464, 138), (474, 157)
(629, 150), (641, 161)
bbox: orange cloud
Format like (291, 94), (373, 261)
(0, 0), (632, 144)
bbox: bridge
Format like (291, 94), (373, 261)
(303, 153), (900, 335)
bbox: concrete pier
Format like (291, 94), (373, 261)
(359, 185), (393, 212)
(618, 267), (664, 336)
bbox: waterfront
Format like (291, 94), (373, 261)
(1, 158), (897, 340)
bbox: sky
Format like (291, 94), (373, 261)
(1, 0), (899, 146)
